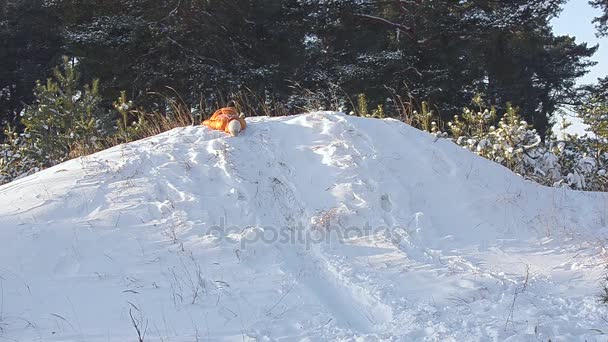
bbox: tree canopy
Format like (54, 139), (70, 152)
(0, 0), (600, 137)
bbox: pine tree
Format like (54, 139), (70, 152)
(591, 0), (608, 36)
(1, 56), (110, 183)
(4, 0), (595, 137)
(0, 0), (64, 129)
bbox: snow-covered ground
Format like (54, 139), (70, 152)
(1, 112), (608, 341)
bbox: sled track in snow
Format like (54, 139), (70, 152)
(228, 117), (395, 333)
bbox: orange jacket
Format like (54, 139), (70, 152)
(202, 107), (247, 134)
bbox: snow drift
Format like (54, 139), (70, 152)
(1, 112), (608, 341)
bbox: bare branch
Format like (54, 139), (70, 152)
(353, 13), (411, 33)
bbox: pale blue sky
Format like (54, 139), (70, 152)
(552, 0), (608, 85)
(551, 1), (607, 136)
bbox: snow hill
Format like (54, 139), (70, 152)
(1, 112), (608, 341)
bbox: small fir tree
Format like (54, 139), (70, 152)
(0, 56), (111, 183)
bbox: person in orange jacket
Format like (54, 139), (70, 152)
(203, 104), (247, 136)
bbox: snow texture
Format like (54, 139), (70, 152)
(1, 112), (608, 341)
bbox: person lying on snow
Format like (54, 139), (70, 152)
(203, 103), (247, 136)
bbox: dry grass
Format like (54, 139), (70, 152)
(68, 88), (196, 159)
(384, 82), (446, 133)
(66, 84), (423, 160)
(68, 140), (103, 160)
(134, 87), (196, 135)
(232, 87), (291, 117)
(385, 84), (417, 126)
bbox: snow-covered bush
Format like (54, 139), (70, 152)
(550, 95), (608, 191)
(0, 123), (41, 183)
(450, 104), (559, 186)
(439, 99), (608, 191)
(551, 139), (607, 191)
(552, 98), (608, 191)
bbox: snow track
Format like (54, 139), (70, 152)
(1, 112), (608, 341)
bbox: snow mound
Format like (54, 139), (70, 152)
(1, 112), (608, 341)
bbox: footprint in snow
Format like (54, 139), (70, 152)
(381, 194), (392, 213)
(53, 251), (81, 276)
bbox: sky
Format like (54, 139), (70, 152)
(551, 0), (607, 135)
(552, 0), (607, 85)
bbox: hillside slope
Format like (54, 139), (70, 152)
(1, 112), (608, 341)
